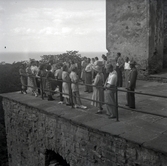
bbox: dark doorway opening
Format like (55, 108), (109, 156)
(45, 150), (70, 166)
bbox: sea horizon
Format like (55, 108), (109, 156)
(0, 51), (107, 64)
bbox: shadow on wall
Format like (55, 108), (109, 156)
(148, 49), (163, 74)
(45, 150), (70, 166)
(0, 96), (8, 166)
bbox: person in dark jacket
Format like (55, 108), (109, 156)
(126, 61), (138, 109)
(45, 65), (55, 101)
(115, 52), (124, 87)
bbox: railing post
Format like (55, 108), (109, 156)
(69, 79), (74, 108)
(115, 86), (119, 122)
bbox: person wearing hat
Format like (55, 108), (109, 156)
(26, 61), (38, 96)
(126, 61), (138, 109)
(124, 56), (131, 88)
(91, 64), (104, 114)
(19, 63), (27, 94)
(103, 64), (117, 118)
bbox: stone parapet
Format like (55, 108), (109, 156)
(1, 93), (167, 166)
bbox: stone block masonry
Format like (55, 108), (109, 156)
(106, 0), (164, 76)
(163, 0), (167, 68)
(1, 93), (167, 166)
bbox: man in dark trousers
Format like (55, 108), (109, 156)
(126, 61), (138, 109)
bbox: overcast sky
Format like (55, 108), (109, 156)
(0, 0), (106, 53)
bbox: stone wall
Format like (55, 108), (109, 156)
(148, 0), (164, 74)
(106, 0), (164, 75)
(106, 0), (149, 73)
(163, 0), (167, 68)
(2, 98), (167, 166)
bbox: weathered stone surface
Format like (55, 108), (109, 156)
(2, 94), (167, 166)
(106, 0), (164, 76)
(148, 0), (164, 74)
(106, 0), (149, 69)
(163, 0), (167, 68)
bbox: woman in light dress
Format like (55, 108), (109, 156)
(91, 64), (104, 113)
(19, 63), (27, 94)
(104, 64), (117, 118)
(26, 61), (38, 96)
(62, 65), (71, 105)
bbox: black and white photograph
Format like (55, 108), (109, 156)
(0, 0), (167, 166)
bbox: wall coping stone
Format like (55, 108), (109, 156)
(1, 92), (167, 155)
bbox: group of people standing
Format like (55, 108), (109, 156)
(115, 52), (138, 109)
(79, 52), (138, 118)
(19, 60), (87, 109)
(19, 52), (138, 119)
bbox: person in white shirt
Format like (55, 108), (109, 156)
(30, 61), (38, 97)
(124, 57), (131, 88)
(104, 64), (117, 118)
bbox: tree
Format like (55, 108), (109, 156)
(40, 50), (82, 77)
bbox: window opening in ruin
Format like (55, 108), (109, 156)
(45, 150), (70, 166)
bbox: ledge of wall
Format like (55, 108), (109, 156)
(1, 93), (167, 166)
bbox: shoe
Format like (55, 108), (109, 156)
(84, 90), (88, 92)
(96, 110), (102, 114)
(23, 92), (27, 95)
(34, 93), (38, 97)
(74, 104), (79, 108)
(48, 98), (55, 101)
(48, 95), (55, 101)
(66, 103), (72, 106)
(125, 104), (129, 106)
(58, 101), (63, 104)
(80, 105), (87, 109)
(108, 115), (116, 119)
(129, 107), (135, 109)
(48, 98), (54, 101)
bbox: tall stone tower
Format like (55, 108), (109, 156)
(106, 0), (164, 76)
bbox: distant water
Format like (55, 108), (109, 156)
(0, 51), (107, 64)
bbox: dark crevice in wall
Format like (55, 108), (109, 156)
(0, 97), (8, 166)
(45, 150), (70, 166)
(163, 0), (167, 68)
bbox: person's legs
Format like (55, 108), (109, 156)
(120, 70), (123, 87)
(58, 80), (63, 102)
(72, 92), (77, 105)
(88, 73), (93, 92)
(104, 90), (116, 118)
(110, 92), (116, 117)
(129, 89), (135, 108)
(104, 90), (112, 116)
(97, 88), (103, 113)
(75, 91), (82, 105)
(85, 72), (88, 92)
(126, 91), (130, 106)
(36, 78), (41, 95)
